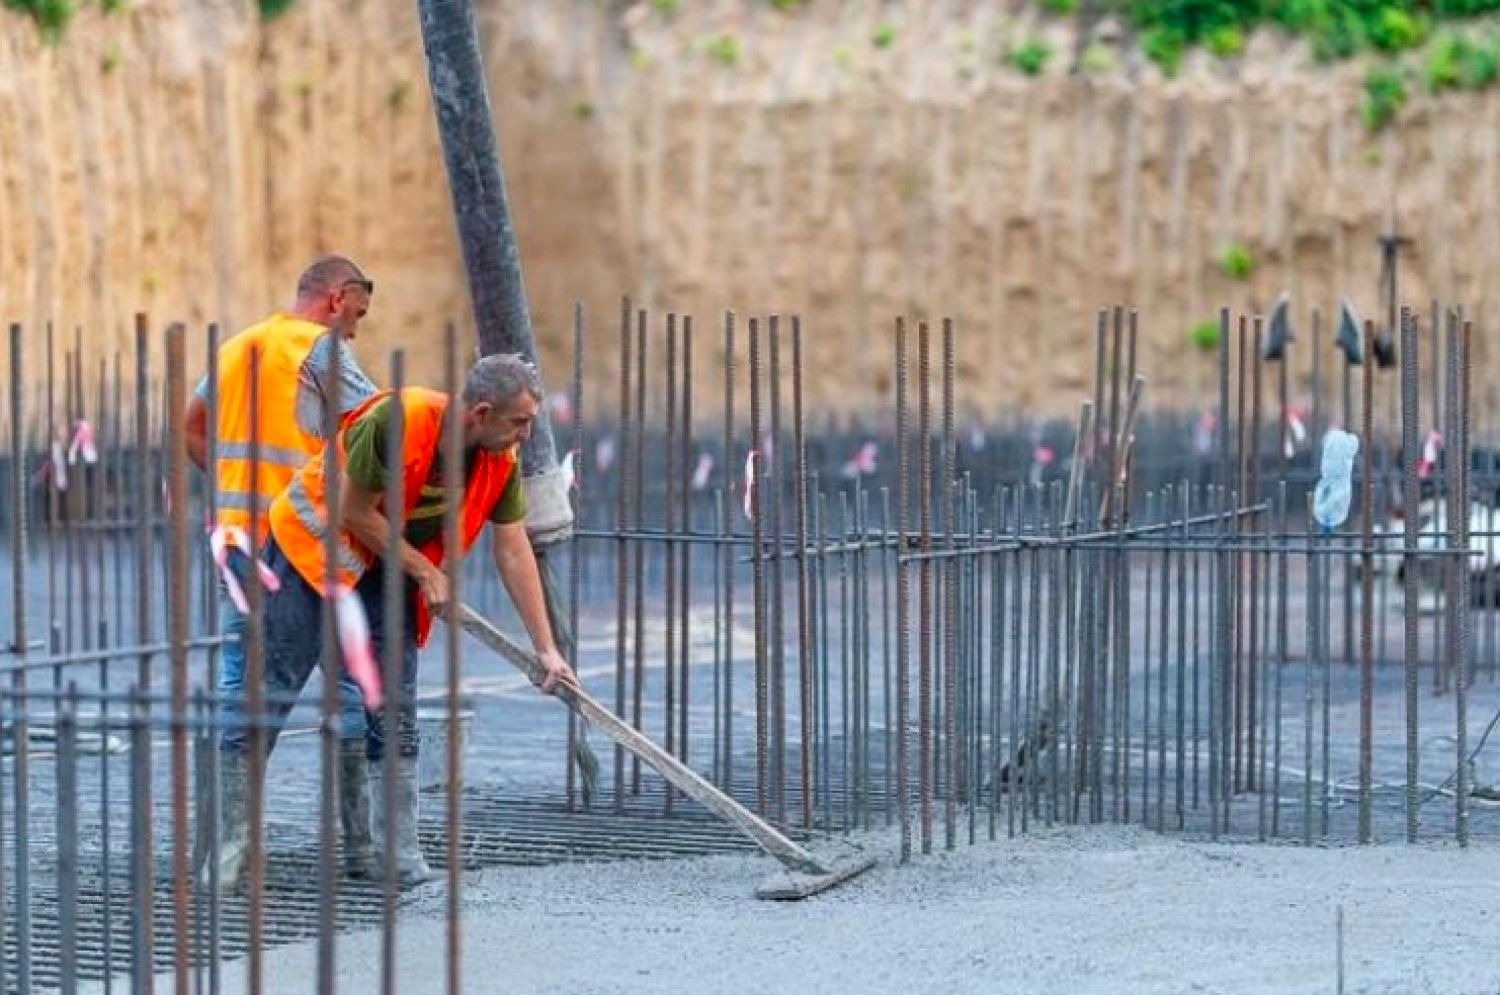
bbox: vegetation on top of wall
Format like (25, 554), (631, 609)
(6, 0), (90, 42)
(1032, 1), (1500, 77)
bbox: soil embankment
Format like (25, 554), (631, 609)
(2, 0), (1495, 416)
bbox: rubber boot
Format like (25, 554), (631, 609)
(340, 740), (378, 880)
(371, 755), (435, 888)
(198, 750), (251, 897)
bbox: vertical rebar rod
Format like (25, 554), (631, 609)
(894, 318), (911, 861)
(631, 310), (647, 794)
(98, 350), (120, 995)
(1047, 481), (1063, 827)
(1233, 317), (1248, 795)
(917, 321), (934, 853)
(443, 323), (465, 995)
(1009, 489), (1024, 836)
(380, 351), (408, 995)
(315, 329), (349, 995)
(1273, 481), (1289, 838)
(941, 318), (957, 849)
(838, 491), (852, 828)
(881, 486), (894, 827)
(768, 315), (787, 824)
(129, 687), (152, 995)
(678, 317), (693, 787)
(664, 314), (679, 812)
(721, 311), (736, 790)
(1213, 304), (1233, 836)
(1399, 307), (1421, 843)
(793, 317), (813, 830)
(57, 686), (78, 995)
(1247, 319), (1263, 791)
(1157, 484), (1172, 829)
(165, 322), (192, 994)
(131, 313), (153, 995)
(815, 486), (833, 830)
(1358, 322), (1375, 844)
(567, 301), (584, 809)
(749, 317), (768, 815)
(613, 299), (631, 810)
(5, 323), (24, 995)
(996, 489), (1008, 840)
(1454, 319), (1473, 846)
(1142, 490), (1155, 824)
(245, 345), (267, 995)
(1175, 484), (1188, 829)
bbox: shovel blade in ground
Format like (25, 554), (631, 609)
(457, 604), (874, 899)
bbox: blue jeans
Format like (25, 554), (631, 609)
(355, 561), (421, 762)
(218, 538), (369, 755)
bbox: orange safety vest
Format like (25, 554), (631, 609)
(268, 387), (517, 647)
(212, 314), (329, 547)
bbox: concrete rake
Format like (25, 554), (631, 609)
(459, 604), (875, 899)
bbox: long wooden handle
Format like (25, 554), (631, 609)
(457, 604), (830, 875)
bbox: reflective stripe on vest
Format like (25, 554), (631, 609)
(268, 388), (516, 648)
(217, 440), (310, 469)
(284, 476), (369, 578)
(211, 315), (327, 537)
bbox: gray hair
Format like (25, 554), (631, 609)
(463, 353), (544, 409)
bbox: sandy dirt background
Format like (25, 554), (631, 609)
(5, 0), (1500, 416)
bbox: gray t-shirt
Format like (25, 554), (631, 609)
(196, 332), (376, 435)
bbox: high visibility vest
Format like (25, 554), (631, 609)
(212, 314), (328, 546)
(268, 387), (517, 647)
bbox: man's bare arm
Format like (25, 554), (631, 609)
(490, 523), (577, 692)
(339, 478), (449, 607)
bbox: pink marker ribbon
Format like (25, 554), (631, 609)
(209, 526), (281, 614)
(743, 450), (757, 522)
(330, 584), (383, 710)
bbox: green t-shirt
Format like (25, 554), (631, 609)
(343, 397), (526, 548)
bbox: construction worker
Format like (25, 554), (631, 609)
(231, 352), (577, 888)
(184, 256), (380, 891)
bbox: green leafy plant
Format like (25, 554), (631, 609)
(872, 22), (897, 49)
(1141, 25), (1186, 76)
(572, 98), (596, 120)
(99, 41), (121, 73)
(1427, 32), (1464, 90)
(6, 0), (74, 40)
(1039, 0), (1076, 13)
(766, 0), (804, 8)
(1460, 37), (1500, 87)
(1218, 242), (1255, 280)
(702, 33), (741, 67)
(1426, 31), (1500, 92)
(1008, 38), (1053, 75)
(257, 0), (295, 20)
(1368, 7), (1427, 52)
(648, 0), (680, 16)
(1190, 319), (1221, 354)
(1205, 24), (1244, 58)
(1362, 65), (1407, 130)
